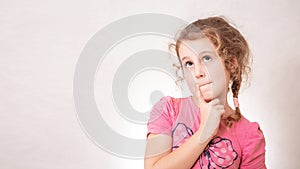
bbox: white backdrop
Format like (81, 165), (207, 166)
(1, 0), (300, 168)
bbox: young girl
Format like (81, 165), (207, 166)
(144, 17), (266, 169)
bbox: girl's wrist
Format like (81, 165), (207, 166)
(197, 125), (214, 144)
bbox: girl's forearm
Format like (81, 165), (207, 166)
(146, 130), (210, 169)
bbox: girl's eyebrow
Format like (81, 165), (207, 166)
(181, 56), (189, 62)
(198, 51), (215, 56)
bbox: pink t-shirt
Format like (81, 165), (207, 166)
(147, 96), (266, 169)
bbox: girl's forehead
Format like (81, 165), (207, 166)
(178, 38), (217, 58)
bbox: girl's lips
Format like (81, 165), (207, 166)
(198, 82), (212, 87)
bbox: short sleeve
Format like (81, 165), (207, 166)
(240, 122), (266, 169)
(147, 96), (176, 137)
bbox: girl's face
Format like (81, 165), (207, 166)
(178, 38), (230, 104)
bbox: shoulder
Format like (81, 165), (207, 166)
(147, 96), (187, 136)
(234, 116), (264, 139)
(234, 116), (265, 145)
(151, 96), (186, 117)
(151, 96), (180, 113)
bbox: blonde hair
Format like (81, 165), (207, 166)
(170, 16), (252, 127)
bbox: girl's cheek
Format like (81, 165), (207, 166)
(184, 69), (195, 80)
(185, 73), (196, 86)
(185, 77), (198, 96)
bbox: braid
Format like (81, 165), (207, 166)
(226, 69), (242, 127)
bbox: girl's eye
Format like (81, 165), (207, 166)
(202, 55), (212, 62)
(184, 61), (193, 68)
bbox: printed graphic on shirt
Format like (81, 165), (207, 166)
(172, 123), (238, 169)
(199, 136), (238, 168)
(172, 122), (194, 149)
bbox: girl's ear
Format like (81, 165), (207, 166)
(229, 57), (239, 73)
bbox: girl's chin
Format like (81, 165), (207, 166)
(200, 91), (214, 102)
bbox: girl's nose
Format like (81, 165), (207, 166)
(195, 64), (205, 78)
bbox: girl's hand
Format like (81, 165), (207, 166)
(196, 84), (225, 143)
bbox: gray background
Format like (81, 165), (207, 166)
(1, 0), (300, 168)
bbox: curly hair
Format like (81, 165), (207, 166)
(170, 16), (252, 127)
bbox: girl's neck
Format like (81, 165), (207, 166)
(222, 101), (235, 119)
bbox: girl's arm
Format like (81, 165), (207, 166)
(144, 95), (224, 169)
(144, 125), (211, 169)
